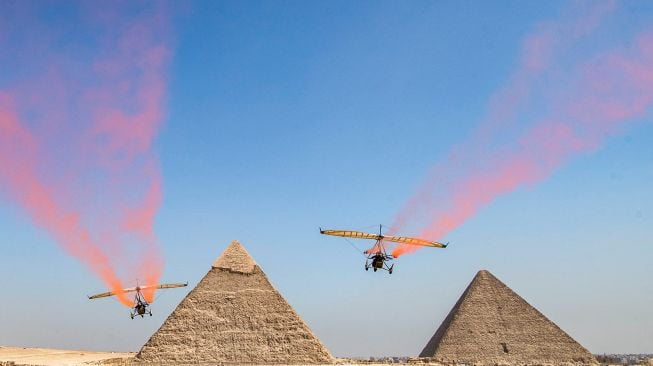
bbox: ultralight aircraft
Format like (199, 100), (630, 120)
(320, 225), (447, 274)
(88, 283), (188, 319)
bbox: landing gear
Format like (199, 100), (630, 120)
(361, 233), (396, 274)
(364, 253), (395, 273)
(130, 313), (134, 319)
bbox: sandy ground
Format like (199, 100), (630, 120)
(0, 346), (134, 365)
(0, 348), (425, 366)
(4, 347), (638, 366)
(0, 348), (399, 366)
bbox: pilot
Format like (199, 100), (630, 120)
(372, 254), (383, 268)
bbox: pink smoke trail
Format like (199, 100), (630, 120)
(389, 1), (616, 236)
(0, 2), (171, 305)
(391, 3), (653, 257)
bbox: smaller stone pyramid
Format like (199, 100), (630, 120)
(136, 241), (333, 365)
(420, 270), (597, 365)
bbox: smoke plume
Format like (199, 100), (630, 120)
(0, 2), (171, 305)
(390, 1), (653, 257)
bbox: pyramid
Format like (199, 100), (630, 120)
(420, 270), (597, 365)
(136, 241), (333, 365)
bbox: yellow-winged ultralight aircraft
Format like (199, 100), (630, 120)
(320, 225), (447, 274)
(88, 283), (187, 319)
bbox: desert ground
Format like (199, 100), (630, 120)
(0, 347), (416, 366)
(0, 347), (426, 366)
(0, 347), (134, 366)
(3, 347), (653, 366)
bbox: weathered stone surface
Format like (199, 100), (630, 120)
(420, 270), (597, 365)
(136, 241), (333, 365)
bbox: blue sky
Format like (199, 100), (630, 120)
(0, 0), (652, 356)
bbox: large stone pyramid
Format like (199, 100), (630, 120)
(136, 241), (333, 365)
(420, 270), (597, 365)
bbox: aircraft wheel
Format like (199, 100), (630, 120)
(373, 268), (377, 272)
(150, 313), (152, 317)
(389, 268), (393, 274)
(365, 266), (368, 271)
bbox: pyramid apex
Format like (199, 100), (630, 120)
(475, 269), (492, 277)
(472, 269), (498, 283)
(212, 240), (257, 273)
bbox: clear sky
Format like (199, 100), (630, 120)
(0, 0), (652, 357)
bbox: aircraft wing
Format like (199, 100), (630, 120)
(383, 235), (447, 248)
(320, 229), (382, 241)
(87, 283), (187, 300)
(87, 286), (140, 300)
(139, 283), (188, 291)
(320, 228), (446, 248)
